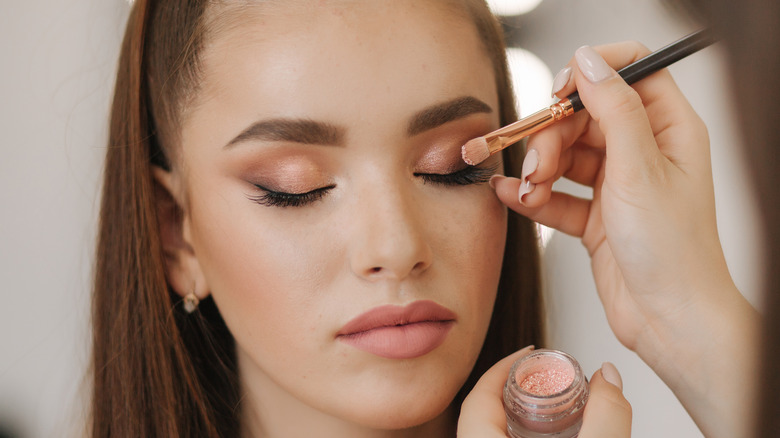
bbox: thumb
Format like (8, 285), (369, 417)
(573, 46), (660, 179)
(579, 362), (632, 438)
(457, 345), (535, 437)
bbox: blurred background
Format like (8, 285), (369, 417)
(0, 0), (762, 437)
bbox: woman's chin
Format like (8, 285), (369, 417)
(341, 394), (455, 431)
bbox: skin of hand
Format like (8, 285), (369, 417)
(489, 42), (759, 437)
(457, 346), (535, 437)
(458, 346), (632, 438)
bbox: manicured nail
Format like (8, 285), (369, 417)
(515, 345), (535, 357)
(601, 362), (623, 391)
(521, 149), (539, 181)
(489, 174), (504, 189)
(575, 46), (615, 83)
(518, 180), (535, 204)
(551, 66), (572, 97)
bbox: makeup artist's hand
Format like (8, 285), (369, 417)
(489, 42), (758, 438)
(457, 346), (534, 437)
(458, 347), (632, 438)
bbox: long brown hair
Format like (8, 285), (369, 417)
(90, 1), (542, 436)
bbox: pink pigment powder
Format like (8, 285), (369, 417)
(519, 366), (574, 396)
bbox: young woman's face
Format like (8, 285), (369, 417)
(177, 0), (506, 431)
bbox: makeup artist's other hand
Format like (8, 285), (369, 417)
(458, 348), (632, 438)
(490, 42), (758, 438)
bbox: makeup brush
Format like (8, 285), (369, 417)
(461, 28), (716, 166)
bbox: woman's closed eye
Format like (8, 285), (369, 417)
(247, 184), (336, 208)
(416, 162), (499, 186)
(247, 163), (499, 209)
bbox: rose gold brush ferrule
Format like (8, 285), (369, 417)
(486, 98), (574, 155)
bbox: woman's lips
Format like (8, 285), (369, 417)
(336, 300), (457, 359)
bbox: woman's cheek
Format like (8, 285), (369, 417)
(457, 187), (507, 280)
(186, 188), (338, 348)
(432, 186), (506, 336)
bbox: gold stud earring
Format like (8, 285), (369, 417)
(183, 292), (200, 313)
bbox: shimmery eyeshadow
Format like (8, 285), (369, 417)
(504, 350), (588, 438)
(519, 367), (574, 396)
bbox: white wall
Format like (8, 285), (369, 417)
(0, 1), (761, 437)
(0, 2), (128, 437)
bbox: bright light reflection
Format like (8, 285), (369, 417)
(536, 222), (556, 251)
(506, 47), (554, 118)
(487, 0), (544, 16)
(506, 47), (556, 249)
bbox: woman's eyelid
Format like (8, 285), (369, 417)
(253, 182), (335, 195)
(416, 162), (499, 186)
(248, 184), (334, 208)
(416, 161), (500, 177)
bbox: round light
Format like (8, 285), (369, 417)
(505, 47), (554, 118)
(487, 0), (544, 16)
(506, 47), (556, 248)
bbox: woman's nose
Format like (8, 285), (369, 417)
(348, 185), (433, 282)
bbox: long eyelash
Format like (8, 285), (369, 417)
(249, 162), (497, 208)
(248, 185), (335, 208)
(417, 162), (499, 186)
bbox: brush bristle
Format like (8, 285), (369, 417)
(461, 137), (490, 166)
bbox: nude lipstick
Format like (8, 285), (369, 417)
(336, 300), (456, 359)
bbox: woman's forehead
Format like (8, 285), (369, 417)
(185, 0), (498, 143)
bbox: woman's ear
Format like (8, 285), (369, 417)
(152, 166), (210, 301)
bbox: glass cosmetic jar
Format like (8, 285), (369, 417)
(503, 349), (589, 438)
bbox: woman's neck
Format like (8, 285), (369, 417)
(237, 350), (457, 438)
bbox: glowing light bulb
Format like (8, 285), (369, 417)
(487, 0), (544, 16)
(506, 47), (556, 248)
(505, 47), (553, 118)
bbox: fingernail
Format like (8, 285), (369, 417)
(551, 66), (572, 97)
(521, 149), (539, 181)
(489, 174), (504, 189)
(518, 180), (535, 204)
(575, 46), (615, 83)
(601, 362), (623, 391)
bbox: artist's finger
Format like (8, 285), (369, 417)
(492, 175), (591, 238)
(552, 41), (651, 99)
(523, 118), (572, 184)
(517, 177), (552, 208)
(458, 345), (535, 437)
(559, 144), (606, 187)
(552, 41), (707, 167)
(579, 363), (633, 438)
(569, 46), (663, 182)
(518, 143), (604, 210)
(523, 142), (605, 195)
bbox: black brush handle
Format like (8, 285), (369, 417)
(567, 28), (716, 112)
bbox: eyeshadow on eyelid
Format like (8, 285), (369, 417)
(415, 118), (496, 172)
(417, 142), (468, 173)
(247, 159), (328, 192)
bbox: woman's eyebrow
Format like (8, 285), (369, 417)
(224, 119), (346, 149)
(407, 96), (493, 136)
